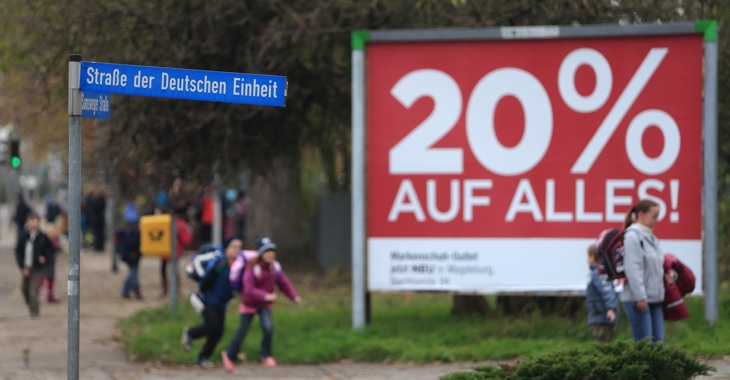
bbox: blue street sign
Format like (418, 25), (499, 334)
(80, 62), (287, 107)
(81, 91), (111, 119)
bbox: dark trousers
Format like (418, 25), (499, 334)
(225, 308), (274, 360)
(592, 324), (614, 343)
(92, 223), (105, 251)
(189, 306), (225, 361)
(22, 269), (44, 315)
(122, 264), (140, 297)
(160, 259), (179, 296)
(42, 252), (57, 280)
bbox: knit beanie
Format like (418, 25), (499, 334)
(256, 237), (277, 257)
(223, 236), (241, 251)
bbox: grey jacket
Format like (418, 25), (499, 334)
(620, 224), (665, 304)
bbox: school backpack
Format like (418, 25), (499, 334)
(229, 250), (281, 292)
(595, 228), (642, 281)
(185, 243), (223, 282)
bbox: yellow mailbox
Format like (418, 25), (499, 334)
(140, 214), (172, 257)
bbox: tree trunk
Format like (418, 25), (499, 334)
(247, 157), (303, 253)
(451, 295), (491, 317)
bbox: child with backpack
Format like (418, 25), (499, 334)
(181, 237), (240, 368)
(221, 237), (301, 372)
(586, 243), (618, 343)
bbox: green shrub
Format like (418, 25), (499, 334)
(440, 341), (715, 380)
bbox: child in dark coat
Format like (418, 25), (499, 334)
(181, 237), (239, 368)
(15, 212), (55, 317)
(117, 208), (142, 300)
(586, 243), (619, 343)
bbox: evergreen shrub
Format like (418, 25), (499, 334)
(440, 341), (715, 380)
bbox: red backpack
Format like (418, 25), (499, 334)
(596, 228), (644, 281)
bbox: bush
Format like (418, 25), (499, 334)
(440, 341), (715, 380)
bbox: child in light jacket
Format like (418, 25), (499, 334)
(221, 237), (301, 372)
(586, 243), (618, 343)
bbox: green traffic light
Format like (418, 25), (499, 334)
(11, 157), (20, 168)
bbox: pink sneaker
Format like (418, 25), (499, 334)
(262, 356), (277, 368)
(221, 351), (235, 372)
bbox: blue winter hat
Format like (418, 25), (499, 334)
(256, 237), (277, 256)
(124, 202), (139, 223)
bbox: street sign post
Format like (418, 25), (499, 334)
(68, 56), (287, 380)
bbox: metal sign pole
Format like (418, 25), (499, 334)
(67, 53), (82, 380)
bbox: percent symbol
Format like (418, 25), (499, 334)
(562, 48), (680, 176)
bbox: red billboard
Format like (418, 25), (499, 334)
(362, 32), (706, 293)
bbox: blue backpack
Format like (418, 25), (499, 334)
(185, 243), (223, 282)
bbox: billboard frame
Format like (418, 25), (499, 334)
(351, 21), (718, 329)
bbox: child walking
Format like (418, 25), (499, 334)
(117, 208), (142, 299)
(181, 237), (239, 368)
(586, 243), (619, 343)
(221, 237), (301, 372)
(15, 212), (56, 317)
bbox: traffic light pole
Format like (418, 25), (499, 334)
(67, 54), (82, 380)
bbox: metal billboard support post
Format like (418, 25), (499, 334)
(351, 32), (367, 329)
(701, 21), (719, 325)
(67, 53), (82, 380)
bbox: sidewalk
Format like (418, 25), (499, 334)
(0, 234), (495, 380)
(0, 229), (728, 379)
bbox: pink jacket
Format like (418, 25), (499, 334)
(239, 260), (298, 313)
(663, 254), (695, 321)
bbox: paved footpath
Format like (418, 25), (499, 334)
(0, 237), (496, 380)
(0, 235), (728, 379)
